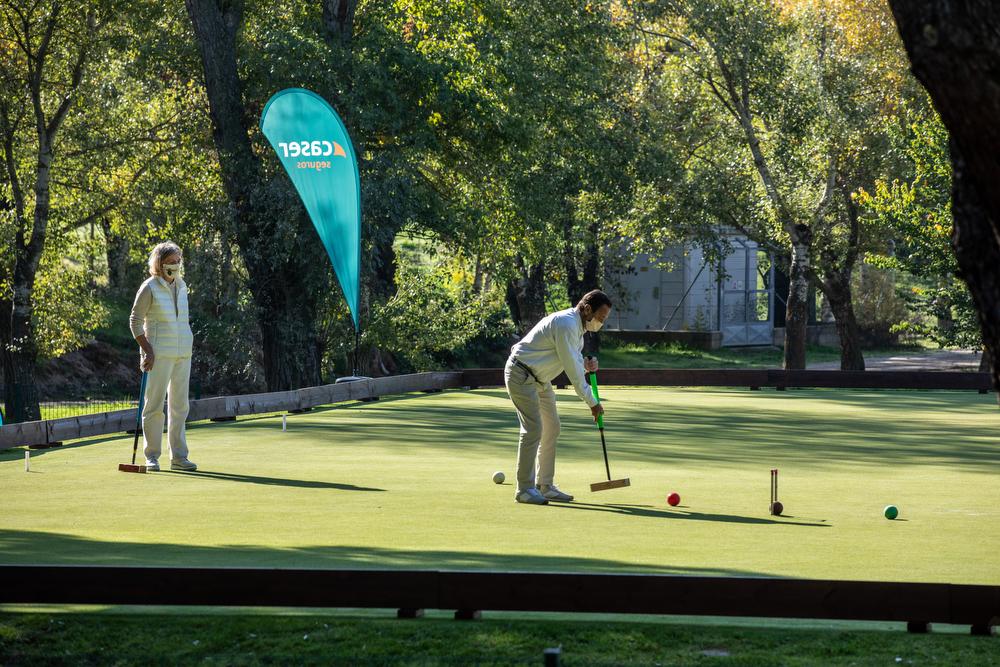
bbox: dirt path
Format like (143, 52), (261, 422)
(807, 349), (984, 372)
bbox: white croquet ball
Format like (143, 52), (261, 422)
(492, 471), (505, 484)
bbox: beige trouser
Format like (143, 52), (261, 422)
(142, 355), (191, 462)
(504, 358), (561, 491)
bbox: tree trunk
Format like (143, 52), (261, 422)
(562, 219), (583, 307)
(823, 275), (866, 371)
(322, 0), (358, 45)
(505, 260), (547, 335)
(783, 224), (812, 370)
(563, 219), (601, 307)
(101, 218), (132, 293)
(472, 255), (484, 294)
(0, 6), (94, 422)
(888, 0), (1000, 401)
(186, 0), (325, 390)
(0, 297), (9, 417)
(815, 184), (865, 371)
(950, 143), (1000, 393)
(259, 307), (323, 390)
(582, 220), (600, 296)
(2, 133), (55, 424)
(4, 275), (42, 423)
(0, 296), (40, 423)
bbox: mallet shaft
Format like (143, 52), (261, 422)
(131, 372), (148, 466)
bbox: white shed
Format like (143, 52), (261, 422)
(604, 236), (775, 347)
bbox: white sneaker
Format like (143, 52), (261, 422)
(515, 488), (549, 505)
(145, 458), (160, 472)
(170, 459), (198, 471)
(537, 484), (574, 502)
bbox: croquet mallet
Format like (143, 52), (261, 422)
(119, 371), (149, 473)
(587, 363), (630, 492)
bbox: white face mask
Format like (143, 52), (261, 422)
(163, 263), (182, 279)
(585, 317), (604, 333)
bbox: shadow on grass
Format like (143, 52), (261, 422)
(6, 387), (997, 472)
(547, 502), (830, 527)
(0, 529), (765, 576)
(162, 470), (384, 492)
(259, 389), (1000, 470)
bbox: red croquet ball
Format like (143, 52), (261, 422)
(770, 501), (784, 516)
(667, 492), (681, 506)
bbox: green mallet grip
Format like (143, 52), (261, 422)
(588, 369), (605, 429)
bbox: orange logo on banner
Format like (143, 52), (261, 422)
(333, 142), (347, 158)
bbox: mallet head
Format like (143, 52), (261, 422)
(118, 463), (147, 474)
(590, 478), (630, 492)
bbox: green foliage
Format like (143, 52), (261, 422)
(850, 264), (911, 346)
(366, 260), (513, 372)
(31, 262), (108, 360)
(859, 110), (982, 349)
(1, 0), (974, 393)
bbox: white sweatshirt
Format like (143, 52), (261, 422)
(509, 308), (599, 407)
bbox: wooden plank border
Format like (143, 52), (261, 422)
(461, 368), (993, 392)
(0, 565), (996, 633)
(0, 372), (464, 450)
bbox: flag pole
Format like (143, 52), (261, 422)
(354, 325), (360, 377)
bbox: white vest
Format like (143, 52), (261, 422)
(143, 276), (193, 359)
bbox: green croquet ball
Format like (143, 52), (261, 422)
(492, 471), (505, 484)
(884, 505), (899, 520)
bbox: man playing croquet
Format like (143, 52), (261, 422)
(505, 289), (611, 505)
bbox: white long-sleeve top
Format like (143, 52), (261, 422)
(509, 308), (598, 407)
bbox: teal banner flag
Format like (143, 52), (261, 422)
(260, 88), (361, 329)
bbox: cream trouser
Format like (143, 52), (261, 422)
(504, 358), (560, 491)
(142, 355), (191, 462)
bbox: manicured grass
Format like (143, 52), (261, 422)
(597, 341), (934, 369)
(2, 386), (998, 663)
(1, 610), (998, 666)
(1, 387), (997, 584)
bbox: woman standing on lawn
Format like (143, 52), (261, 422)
(128, 241), (197, 472)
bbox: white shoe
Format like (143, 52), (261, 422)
(537, 484), (574, 502)
(514, 488), (549, 505)
(170, 459), (197, 471)
(145, 458), (160, 471)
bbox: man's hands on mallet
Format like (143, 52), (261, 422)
(585, 355), (602, 422)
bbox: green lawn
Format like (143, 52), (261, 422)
(3, 386), (999, 664)
(2, 610), (998, 666)
(1, 386), (997, 583)
(597, 341), (934, 369)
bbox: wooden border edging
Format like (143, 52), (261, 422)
(0, 372), (464, 450)
(461, 368), (994, 392)
(0, 566), (996, 632)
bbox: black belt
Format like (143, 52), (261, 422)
(511, 357), (542, 384)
